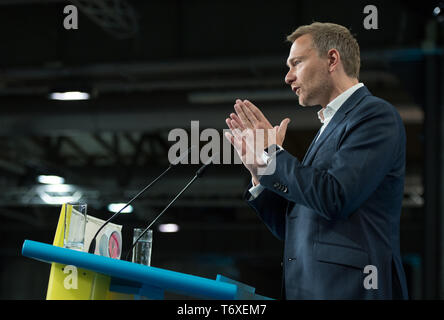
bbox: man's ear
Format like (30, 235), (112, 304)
(327, 48), (340, 73)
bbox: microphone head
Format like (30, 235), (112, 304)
(196, 163), (209, 177)
(196, 151), (219, 177)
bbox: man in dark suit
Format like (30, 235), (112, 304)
(224, 22), (409, 299)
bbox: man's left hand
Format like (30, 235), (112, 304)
(231, 99), (290, 148)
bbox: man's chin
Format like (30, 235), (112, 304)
(298, 98), (318, 108)
(298, 96), (309, 107)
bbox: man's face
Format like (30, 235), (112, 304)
(285, 34), (331, 107)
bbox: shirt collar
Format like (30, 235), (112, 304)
(318, 82), (364, 124)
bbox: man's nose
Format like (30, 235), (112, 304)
(285, 71), (295, 85)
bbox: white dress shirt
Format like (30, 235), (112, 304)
(248, 82), (364, 199)
(316, 82), (364, 142)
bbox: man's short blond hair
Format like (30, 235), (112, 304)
(287, 22), (360, 79)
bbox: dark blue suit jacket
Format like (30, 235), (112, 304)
(245, 86), (409, 299)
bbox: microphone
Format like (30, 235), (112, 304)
(87, 146), (194, 254)
(125, 153), (217, 261)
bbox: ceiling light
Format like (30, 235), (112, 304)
(49, 91), (90, 100)
(107, 203), (133, 214)
(158, 223), (179, 233)
(37, 175), (65, 185)
(36, 184), (82, 205)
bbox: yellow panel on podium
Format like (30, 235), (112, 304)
(46, 204), (130, 300)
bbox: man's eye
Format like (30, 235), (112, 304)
(293, 61), (301, 66)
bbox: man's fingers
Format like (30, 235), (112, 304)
(277, 118), (291, 144)
(226, 117), (240, 132)
(226, 127), (241, 144)
(243, 100), (264, 120)
(278, 118), (291, 133)
(225, 117), (249, 155)
(239, 101), (259, 125)
(225, 127), (265, 169)
(230, 127), (243, 140)
(224, 131), (242, 152)
(230, 112), (241, 122)
(230, 118), (243, 131)
(234, 100), (254, 128)
(230, 113), (246, 131)
(225, 120), (242, 149)
(233, 130), (249, 155)
(244, 100), (272, 127)
(224, 131), (235, 144)
(226, 118), (233, 130)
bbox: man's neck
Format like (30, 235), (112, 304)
(322, 77), (359, 109)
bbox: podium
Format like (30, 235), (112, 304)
(22, 240), (273, 300)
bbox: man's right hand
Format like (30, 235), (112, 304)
(224, 119), (264, 183)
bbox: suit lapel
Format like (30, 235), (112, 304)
(301, 86), (372, 166)
(302, 127), (322, 165)
(303, 112), (346, 165)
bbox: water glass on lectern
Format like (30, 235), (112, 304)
(63, 203), (87, 251)
(132, 228), (152, 266)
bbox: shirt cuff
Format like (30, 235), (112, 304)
(248, 145), (284, 200)
(248, 181), (265, 200)
(262, 144), (283, 165)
